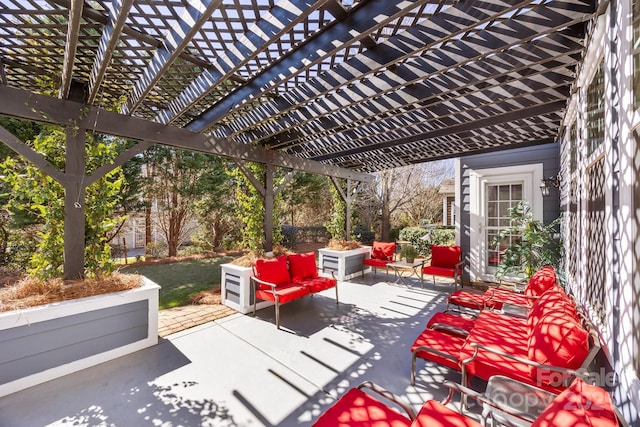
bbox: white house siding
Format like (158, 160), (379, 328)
(560, 1), (640, 423)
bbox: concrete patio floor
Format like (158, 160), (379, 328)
(0, 275), (484, 426)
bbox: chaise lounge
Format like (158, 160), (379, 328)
(411, 279), (600, 395)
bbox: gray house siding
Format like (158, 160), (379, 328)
(0, 300), (149, 385)
(459, 142), (560, 284)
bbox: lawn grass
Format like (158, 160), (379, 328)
(122, 256), (233, 309)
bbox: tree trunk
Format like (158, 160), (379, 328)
(145, 204), (152, 254)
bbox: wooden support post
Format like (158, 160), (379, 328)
(330, 177), (359, 240)
(264, 163), (274, 253)
(345, 183), (352, 240)
(63, 127), (86, 280)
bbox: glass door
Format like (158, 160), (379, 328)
(485, 183), (523, 274)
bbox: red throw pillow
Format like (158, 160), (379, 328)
(372, 241), (396, 260)
(528, 311), (590, 385)
(525, 266), (557, 296)
(288, 252), (318, 281)
(254, 255), (291, 286)
(430, 245), (461, 269)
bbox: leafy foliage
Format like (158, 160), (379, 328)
(231, 162), (283, 253)
(325, 183), (346, 240)
(399, 244), (418, 262)
(494, 202), (561, 279)
(280, 173), (331, 226)
(0, 125), (125, 278)
(399, 226), (455, 256)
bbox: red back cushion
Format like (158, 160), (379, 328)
(254, 255), (291, 287)
(527, 287), (574, 335)
(430, 245), (461, 269)
(531, 379), (618, 427)
(525, 266), (557, 296)
(528, 311), (590, 385)
(288, 252), (318, 281)
(372, 241), (396, 260)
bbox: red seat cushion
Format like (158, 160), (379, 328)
(300, 276), (337, 293)
(430, 245), (461, 268)
(447, 290), (485, 310)
(426, 312), (475, 335)
(474, 311), (527, 340)
(525, 266), (557, 297)
(461, 320), (531, 384)
(423, 265), (456, 278)
(255, 283), (310, 304)
(254, 255), (291, 289)
(372, 241), (396, 260)
(412, 400), (482, 427)
(411, 329), (465, 371)
(288, 252), (318, 281)
(531, 379), (619, 427)
(364, 258), (391, 267)
(312, 387), (412, 427)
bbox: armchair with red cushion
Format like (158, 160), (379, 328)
(421, 245), (463, 287)
(362, 241), (396, 280)
(251, 252), (338, 329)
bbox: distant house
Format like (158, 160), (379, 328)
(439, 178), (455, 226)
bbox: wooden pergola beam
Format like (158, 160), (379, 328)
(0, 86), (374, 183)
(58, 0), (83, 100)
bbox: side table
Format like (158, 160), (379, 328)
(386, 260), (424, 287)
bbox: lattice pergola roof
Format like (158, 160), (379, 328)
(0, 0), (596, 173)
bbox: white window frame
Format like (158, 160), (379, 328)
(469, 164), (544, 283)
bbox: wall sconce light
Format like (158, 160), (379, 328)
(540, 175), (560, 197)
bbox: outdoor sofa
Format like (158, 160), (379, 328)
(250, 252), (338, 329)
(411, 272), (600, 396)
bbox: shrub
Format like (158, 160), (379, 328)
(146, 241), (167, 258)
(399, 226), (455, 257)
(353, 227), (375, 245)
(281, 225), (299, 249)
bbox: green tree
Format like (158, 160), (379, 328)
(325, 183), (346, 239)
(145, 147), (224, 257)
(231, 162), (283, 253)
(280, 173), (330, 226)
(1, 125), (125, 278)
(192, 157), (239, 251)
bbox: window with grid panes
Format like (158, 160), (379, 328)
(569, 122), (578, 172)
(634, 0), (640, 109)
(586, 62), (605, 156)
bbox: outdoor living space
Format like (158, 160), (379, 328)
(0, 275), (474, 427)
(2, 0), (640, 424)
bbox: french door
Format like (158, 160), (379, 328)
(485, 183), (523, 274)
(470, 164), (543, 282)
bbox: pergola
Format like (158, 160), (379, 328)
(0, 0), (596, 278)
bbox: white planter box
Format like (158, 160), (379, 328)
(0, 277), (160, 398)
(221, 263), (273, 314)
(318, 246), (372, 281)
